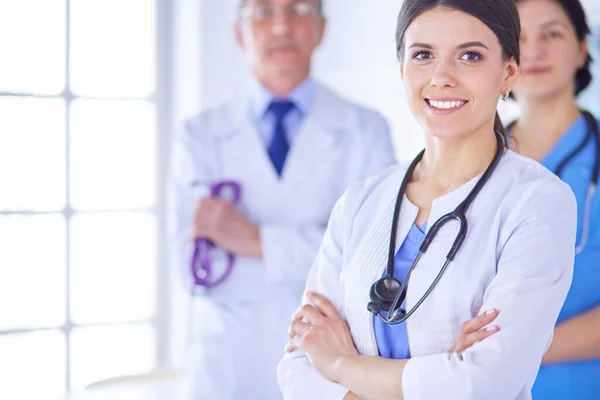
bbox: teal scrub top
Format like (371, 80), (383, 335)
(531, 115), (600, 399)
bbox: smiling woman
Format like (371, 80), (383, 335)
(277, 1), (578, 399)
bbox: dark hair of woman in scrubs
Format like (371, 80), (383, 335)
(457, 0), (600, 398)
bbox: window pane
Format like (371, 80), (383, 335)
(70, 212), (156, 324)
(69, 99), (156, 210)
(70, 0), (155, 97)
(0, 215), (66, 330)
(0, 98), (66, 211)
(0, 0), (66, 94)
(70, 324), (156, 390)
(0, 330), (66, 399)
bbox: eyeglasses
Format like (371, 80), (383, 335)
(239, 1), (320, 23)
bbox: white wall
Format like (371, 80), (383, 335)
(313, 0), (424, 161)
(582, 0), (600, 14)
(198, 0), (250, 109)
(579, 7), (600, 116)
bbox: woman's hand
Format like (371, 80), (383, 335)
(449, 309), (500, 353)
(286, 292), (359, 382)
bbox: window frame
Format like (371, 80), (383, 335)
(0, 0), (172, 393)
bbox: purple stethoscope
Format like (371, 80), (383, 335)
(190, 180), (242, 289)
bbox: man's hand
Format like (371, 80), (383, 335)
(194, 197), (262, 258)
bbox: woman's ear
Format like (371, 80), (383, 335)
(577, 37), (589, 69)
(503, 57), (519, 95)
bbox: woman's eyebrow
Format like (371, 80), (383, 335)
(540, 19), (569, 29)
(408, 42), (433, 49)
(457, 41), (489, 50)
(408, 41), (489, 50)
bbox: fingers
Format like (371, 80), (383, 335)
(292, 304), (326, 325)
(193, 198), (215, 237)
(195, 197), (231, 219)
(450, 309), (500, 354)
(286, 319), (311, 353)
(460, 309), (499, 335)
(285, 339), (294, 353)
(453, 324), (499, 353)
(307, 292), (340, 319)
(284, 336), (300, 353)
(288, 319), (311, 338)
(193, 198), (233, 238)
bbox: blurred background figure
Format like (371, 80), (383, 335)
(506, 0), (600, 398)
(168, 0), (396, 398)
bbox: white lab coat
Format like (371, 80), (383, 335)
(278, 151), (577, 400)
(168, 82), (396, 400)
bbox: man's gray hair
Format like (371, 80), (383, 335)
(238, 0), (323, 14)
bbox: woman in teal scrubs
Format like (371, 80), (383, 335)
(464, 0), (600, 397)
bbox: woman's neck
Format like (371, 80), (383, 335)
(513, 91), (581, 160)
(415, 125), (498, 194)
(406, 124), (499, 227)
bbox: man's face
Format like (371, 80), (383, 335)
(235, 0), (326, 81)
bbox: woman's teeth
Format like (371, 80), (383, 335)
(427, 100), (467, 110)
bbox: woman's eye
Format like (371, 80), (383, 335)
(460, 51), (483, 62)
(546, 31), (562, 39)
(412, 50), (432, 60)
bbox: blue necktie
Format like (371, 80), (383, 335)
(267, 100), (295, 176)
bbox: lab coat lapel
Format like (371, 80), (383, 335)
(343, 176), (419, 356)
(403, 177), (481, 355)
(216, 93), (282, 185)
(279, 85), (343, 201)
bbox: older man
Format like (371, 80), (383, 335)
(169, 0), (396, 398)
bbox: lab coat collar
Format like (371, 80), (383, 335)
(363, 149), (512, 258)
(248, 76), (316, 120)
(217, 80), (344, 138)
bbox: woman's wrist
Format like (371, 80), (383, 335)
(333, 354), (359, 385)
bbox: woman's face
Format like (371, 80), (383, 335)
(400, 7), (518, 139)
(514, 0), (587, 101)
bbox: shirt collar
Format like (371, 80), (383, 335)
(248, 76), (316, 120)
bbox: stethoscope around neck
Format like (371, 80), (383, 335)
(367, 131), (506, 325)
(507, 110), (600, 255)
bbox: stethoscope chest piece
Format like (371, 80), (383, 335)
(369, 277), (403, 311)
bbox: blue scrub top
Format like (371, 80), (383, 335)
(373, 223), (426, 359)
(531, 115), (600, 399)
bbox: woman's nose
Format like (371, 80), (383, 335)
(430, 63), (458, 88)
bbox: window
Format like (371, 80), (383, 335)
(0, 0), (168, 397)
